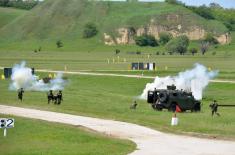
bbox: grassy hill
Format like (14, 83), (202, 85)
(0, 7), (27, 29)
(0, 0), (229, 51)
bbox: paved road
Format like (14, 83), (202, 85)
(0, 105), (235, 155)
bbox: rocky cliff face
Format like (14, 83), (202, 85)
(104, 17), (230, 45)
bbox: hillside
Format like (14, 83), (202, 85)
(0, 7), (27, 29)
(0, 0), (230, 51)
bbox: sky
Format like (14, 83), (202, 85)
(134, 0), (235, 8)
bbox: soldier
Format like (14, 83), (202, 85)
(130, 100), (138, 109)
(56, 90), (63, 105)
(47, 90), (54, 104)
(18, 88), (24, 101)
(210, 100), (220, 116)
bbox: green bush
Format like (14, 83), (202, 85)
(0, 0), (39, 10)
(166, 35), (189, 55)
(204, 33), (219, 45)
(56, 40), (63, 48)
(0, 0), (9, 7)
(187, 6), (215, 20)
(134, 35), (158, 47)
(159, 32), (172, 45)
(165, 0), (182, 5)
(83, 23), (98, 38)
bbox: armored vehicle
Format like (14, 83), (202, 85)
(147, 85), (201, 112)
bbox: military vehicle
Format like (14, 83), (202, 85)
(147, 85), (201, 112)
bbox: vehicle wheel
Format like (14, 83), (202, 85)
(159, 92), (167, 102)
(193, 102), (201, 112)
(152, 104), (163, 111)
(155, 104), (163, 111)
(169, 103), (176, 112)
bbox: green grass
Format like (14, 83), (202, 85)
(0, 49), (234, 74)
(0, 7), (27, 29)
(0, 115), (135, 155)
(0, 73), (235, 140)
(0, 0), (228, 51)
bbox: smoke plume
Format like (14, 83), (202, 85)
(140, 63), (218, 100)
(9, 62), (66, 91)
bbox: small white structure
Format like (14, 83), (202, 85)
(171, 113), (178, 126)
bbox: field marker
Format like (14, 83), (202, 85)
(0, 118), (14, 137)
(171, 113), (178, 126)
(1, 74), (5, 80)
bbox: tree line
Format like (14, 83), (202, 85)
(0, 0), (39, 10)
(166, 0), (235, 31)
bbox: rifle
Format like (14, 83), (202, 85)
(218, 105), (235, 107)
(209, 103), (235, 116)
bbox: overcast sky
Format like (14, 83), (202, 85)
(136, 0), (235, 8)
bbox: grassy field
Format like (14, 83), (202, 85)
(0, 49), (234, 79)
(0, 114), (135, 155)
(0, 72), (235, 140)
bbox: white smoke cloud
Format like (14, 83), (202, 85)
(140, 63), (218, 100)
(9, 62), (66, 91)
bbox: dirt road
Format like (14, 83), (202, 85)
(37, 69), (235, 84)
(0, 105), (234, 155)
(1, 67), (235, 83)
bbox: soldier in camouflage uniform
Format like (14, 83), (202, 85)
(56, 90), (63, 105)
(210, 100), (220, 116)
(18, 88), (24, 101)
(47, 90), (54, 104)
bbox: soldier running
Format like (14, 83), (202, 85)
(18, 88), (24, 101)
(210, 100), (220, 116)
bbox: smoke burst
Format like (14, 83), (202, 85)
(9, 62), (66, 91)
(140, 63), (218, 100)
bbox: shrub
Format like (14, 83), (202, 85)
(115, 49), (120, 55)
(189, 6), (215, 20)
(83, 23), (98, 38)
(165, 0), (182, 5)
(166, 35), (189, 55)
(136, 51), (141, 55)
(135, 35), (158, 47)
(0, 0), (39, 10)
(204, 33), (219, 44)
(159, 32), (172, 45)
(212, 51), (216, 55)
(56, 40), (63, 48)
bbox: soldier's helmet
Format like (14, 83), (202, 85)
(59, 90), (62, 93)
(214, 100), (217, 103)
